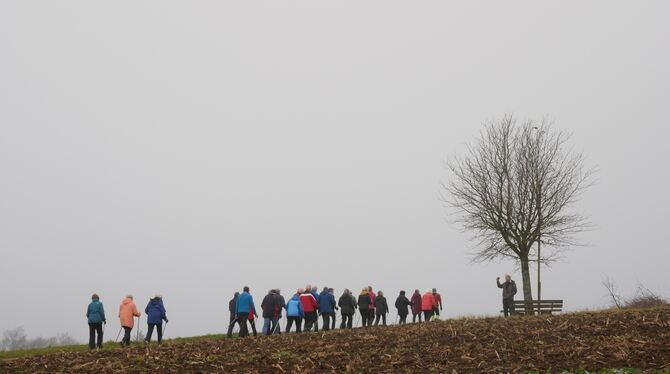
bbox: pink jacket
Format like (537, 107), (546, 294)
(118, 298), (141, 328)
(421, 292), (436, 311)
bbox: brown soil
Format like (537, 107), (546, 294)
(2, 308), (669, 373)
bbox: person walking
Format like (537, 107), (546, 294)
(338, 289), (357, 329)
(118, 295), (140, 347)
(309, 286), (320, 331)
(144, 294), (168, 345)
(86, 294), (106, 350)
(357, 288), (372, 327)
(261, 289), (282, 335)
(328, 288), (337, 330)
(227, 292), (239, 338)
(373, 291), (389, 326)
(299, 288), (319, 331)
(248, 307), (258, 336)
(273, 289), (286, 334)
(285, 290), (305, 333)
(411, 290), (422, 323)
(421, 290), (436, 322)
(394, 291), (412, 325)
(497, 274), (518, 317)
(318, 287), (336, 331)
(235, 286), (257, 338)
(432, 288), (443, 317)
(367, 286), (376, 326)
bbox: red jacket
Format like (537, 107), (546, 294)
(368, 291), (376, 309)
(411, 292), (422, 314)
(299, 293), (319, 313)
(421, 292), (436, 311)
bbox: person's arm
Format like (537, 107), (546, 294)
(512, 281), (518, 296)
(497, 278), (503, 288)
(86, 305), (90, 319)
(101, 304), (106, 324)
(299, 301), (305, 317)
(133, 304), (141, 317)
(439, 296), (443, 310)
(161, 302), (168, 322)
(250, 298), (257, 317)
(145, 303), (150, 315)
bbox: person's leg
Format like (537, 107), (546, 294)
(146, 323), (155, 343)
(347, 313), (353, 328)
(412, 313), (416, 323)
(330, 312), (336, 330)
(237, 313), (249, 337)
(286, 317), (294, 333)
(303, 313), (311, 331)
(509, 299), (515, 315)
(314, 313), (319, 332)
(123, 327), (132, 346)
(88, 323), (96, 350)
(227, 315), (237, 338)
(321, 313), (330, 331)
(156, 323), (163, 344)
(374, 313), (380, 326)
(262, 318), (271, 335)
(272, 317), (280, 334)
(433, 307), (440, 317)
(296, 317), (303, 332)
(382, 314), (387, 326)
(250, 319), (257, 336)
(95, 323), (103, 348)
(360, 310), (367, 327)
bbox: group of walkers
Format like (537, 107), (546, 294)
(226, 285), (445, 337)
(85, 294), (168, 350)
(83, 275), (516, 349)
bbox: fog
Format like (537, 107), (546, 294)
(1, 1), (668, 341)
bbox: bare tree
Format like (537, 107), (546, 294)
(444, 115), (594, 302)
(602, 277), (624, 309)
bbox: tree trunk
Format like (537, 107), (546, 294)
(519, 255), (534, 314)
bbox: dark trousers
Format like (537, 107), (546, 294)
(433, 307), (440, 316)
(121, 326), (132, 346)
(412, 312), (422, 323)
(304, 312), (317, 331)
(236, 312), (249, 337)
(145, 323), (163, 344)
(340, 313), (353, 329)
(503, 298), (515, 317)
(227, 314), (236, 338)
(249, 318), (257, 336)
(313, 312), (319, 332)
(367, 309), (376, 326)
(374, 313), (387, 326)
(88, 322), (103, 349)
(398, 313), (408, 325)
(321, 312), (331, 330)
(423, 310), (434, 321)
(360, 309), (370, 327)
(285, 316), (302, 333)
(330, 312), (336, 330)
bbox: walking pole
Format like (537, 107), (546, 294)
(136, 316), (141, 342)
(115, 326), (123, 342)
(272, 317), (281, 335)
(162, 320), (168, 339)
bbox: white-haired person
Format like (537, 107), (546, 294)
(118, 295), (140, 346)
(145, 294), (169, 345)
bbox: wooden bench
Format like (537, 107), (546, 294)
(502, 300), (564, 315)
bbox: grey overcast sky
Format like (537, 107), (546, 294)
(1, 1), (668, 341)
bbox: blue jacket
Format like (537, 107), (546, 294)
(286, 295), (304, 317)
(86, 299), (106, 324)
(145, 298), (167, 324)
(235, 291), (257, 315)
(318, 292), (336, 313)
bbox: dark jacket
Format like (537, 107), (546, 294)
(86, 299), (106, 324)
(374, 295), (389, 315)
(395, 295), (412, 316)
(357, 292), (372, 310)
(261, 293), (283, 318)
(145, 298), (167, 324)
(497, 280), (517, 300)
(229, 296), (237, 315)
(410, 292), (422, 314)
(318, 292), (336, 313)
(338, 293), (357, 315)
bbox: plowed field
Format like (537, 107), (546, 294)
(2, 308), (669, 373)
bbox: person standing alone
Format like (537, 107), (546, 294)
(86, 294), (106, 350)
(497, 274), (517, 317)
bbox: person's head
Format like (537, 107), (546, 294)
(243, 286), (250, 293)
(414, 289), (420, 294)
(432, 288), (437, 294)
(152, 293), (162, 300)
(399, 290), (405, 296)
(361, 287), (368, 293)
(297, 288), (305, 294)
(426, 289), (432, 294)
(378, 291), (383, 297)
(276, 289), (281, 295)
(343, 288), (350, 295)
(234, 292), (240, 298)
(311, 286), (317, 291)
(323, 286), (329, 292)
(368, 286), (373, 292)
(305, 284), (311, 291)
(91, 293), (99, 300)
(328, 288), (334, 293)
(505, 274), (512, 282)
(126, 294), (133, 300)
(268, 289), (274, 294)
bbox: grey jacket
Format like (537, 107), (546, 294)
(497, 280), (517, 300)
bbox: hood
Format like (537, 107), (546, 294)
(149, 298), (162, 306)
(122, 298), (133, 305)
(360, 291), (368, 295)
(290, 295), (300, 301)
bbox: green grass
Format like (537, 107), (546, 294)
(0, 334), (230, 360)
